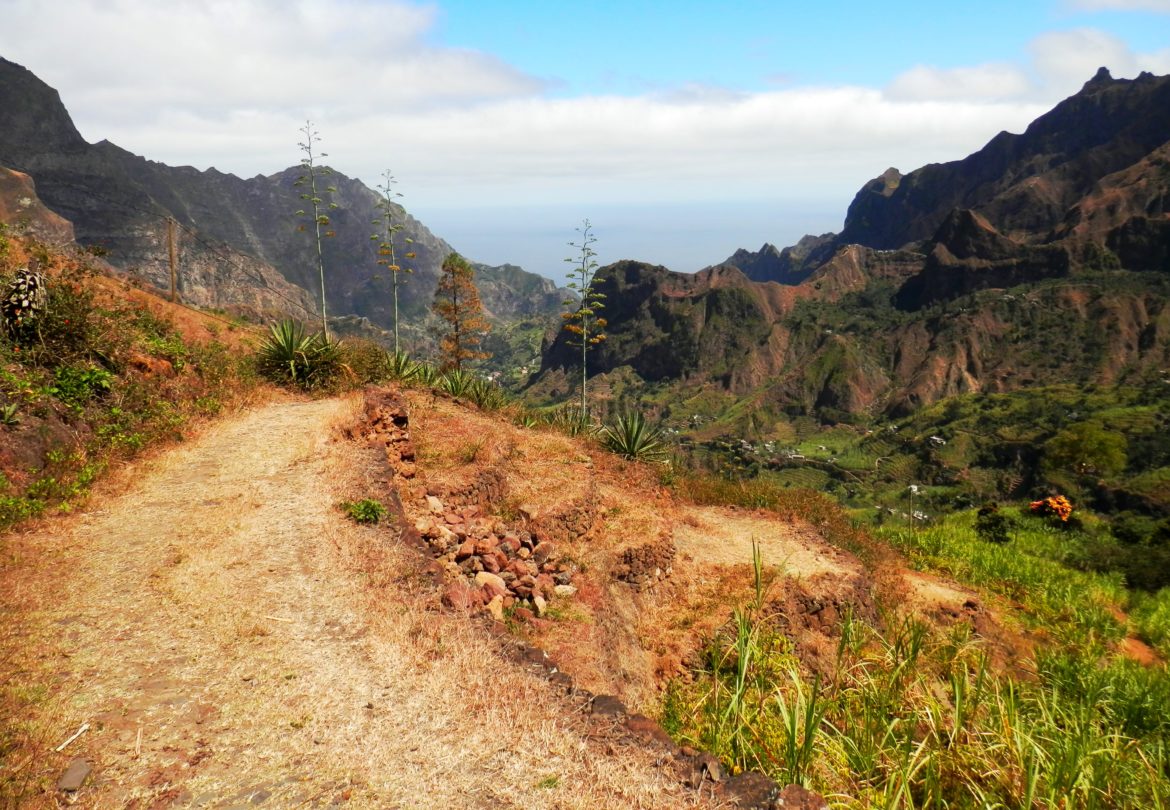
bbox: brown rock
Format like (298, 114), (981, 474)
(57, 758), (91, 792)
(500, 534), (521, 553)
(721, 771), (779, 810)
(775, 784), (830, 809)
(475, 571), (508, 599)
(532, 541), (558, 565)
(591, 694), (627, 717)
(512, 607), (535, 623)
(455, 540), (476, 561)
(127, 351), (175, 378)
(481, 554), (501, 574)
(486, 595), (505, 622)
(442, 581), (484, 611)
(535, 574), (556, 599)
(474, 537), (499, 556)
(625, 714), (675, 747)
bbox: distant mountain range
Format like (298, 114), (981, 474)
(535, 68), (1170, 424)
(0, 57), (568, 339)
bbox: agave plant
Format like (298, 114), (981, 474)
(601, 410), (668, 462)
(257, 320), (341, 388)
(439, 368), (474, 397)
(383, 349), (419, 382)
(413, 362), (441, 388)
(467, 378), (508, 411)
(544, 404), (596, 437)
(514, 409), (541, 429)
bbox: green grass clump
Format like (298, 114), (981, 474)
(340, 498), (388, 524)
(667, 600), (1170, 808)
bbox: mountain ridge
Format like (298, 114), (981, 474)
(0, 56), (569, 336)
(533, 68), (1170, 424)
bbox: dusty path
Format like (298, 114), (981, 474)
(1, 396), (704, 808)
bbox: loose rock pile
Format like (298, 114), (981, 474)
(613, 535), (675, 591)
(362, 389), (578, 622)
(361, 396), (417, 480)
(415, 497), (577, 622)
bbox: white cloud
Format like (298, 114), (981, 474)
(885, 63), (1033, 102)
(1029, 28), (1170, 88)
(1, 1), (1167, 271)
(884, 26), (1170, 105)
(1064, 0), (1170, 12)
(0, 0), (544, 124)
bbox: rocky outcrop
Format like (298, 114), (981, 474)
(530, 68), (1170, 422)
(894, 210), (1071, 309)
(0, 167), (73, 244)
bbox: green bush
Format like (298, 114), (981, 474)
(467, 377), (508, 411)
(974, 502), (1013, 544)
(439, 368), (474, 397)
(50, 364), (113, 407)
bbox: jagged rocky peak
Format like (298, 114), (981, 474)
(0, 58), (87, 162)
(717, 233), (837, 285)
(928, 209), (1020, 261)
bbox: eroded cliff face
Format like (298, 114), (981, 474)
(0, 167), (74, 245)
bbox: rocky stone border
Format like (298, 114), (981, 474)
(360, 386), (829, 809)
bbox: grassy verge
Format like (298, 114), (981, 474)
(663, 539), (1170, 807)
(0, 232), (261, 530)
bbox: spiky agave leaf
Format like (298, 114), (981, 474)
(601, 411), (668, 462)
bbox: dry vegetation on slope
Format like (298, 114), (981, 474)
(0, 395), (709, 808)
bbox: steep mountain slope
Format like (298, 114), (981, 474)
(534, 68), (1170, 424)
(0, 57), (567, 330)
(838, 67), (1170, 250)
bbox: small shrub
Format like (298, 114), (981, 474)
(413, 362), (441, 388)
(975, 502), (1013, 543)
(337, 339), (391, 385)
(0, 402), (18, 426)
(50, 364), (113, 407)
(601, 411), (668, 462)
(341, 498), (388, 524)
(383, 350), (419, 382)
(467, 377), (508, 411)
(1030, 494), (1074, 522)
(544, 405), (595, 437)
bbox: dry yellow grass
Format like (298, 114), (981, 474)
(0, 393), (714, 808)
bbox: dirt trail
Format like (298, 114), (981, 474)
(1, 396), (703, 808)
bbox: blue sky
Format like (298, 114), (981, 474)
(434, 0), (1166, 92)
(2, 0), (1169, 281)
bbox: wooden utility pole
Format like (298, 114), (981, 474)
(166, 217), (179, 303)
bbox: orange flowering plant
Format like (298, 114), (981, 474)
(1030, 495), (1074, 522)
